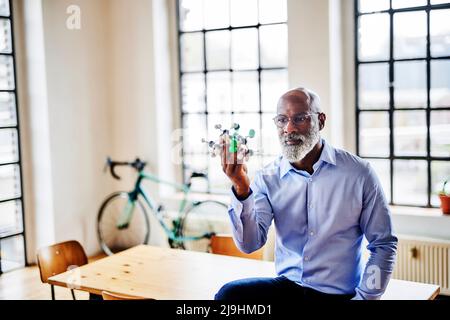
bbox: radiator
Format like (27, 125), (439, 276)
(392, 235), (450, 296)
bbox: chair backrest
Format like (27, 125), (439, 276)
(210, 234), (264, 260)
(102, 291), (151, 300)
(36, 240), (88, 283)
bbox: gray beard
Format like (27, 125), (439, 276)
(279, 126), (321, 163)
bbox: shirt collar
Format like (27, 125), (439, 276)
(279, 139), (336, 179)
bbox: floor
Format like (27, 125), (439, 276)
(0, 255), (105, 300)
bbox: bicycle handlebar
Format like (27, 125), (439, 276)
(104, 157), (147, 180)
(104, 157), (208, 184)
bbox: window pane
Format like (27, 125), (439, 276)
(358, 0), (390, 13)
(394, 61), (427, 108)
(182, 114), (207, 154)
(431, 0), (450, 3)
(179, 0), (203, 31)
(0, 235), (25, 272)
(0, 19), (12, 54)
(259, 0), (287, 24)
(206, 30), (230, 70)
(393, 160), (428, 206)
(430, 9), (450, 57)
(233, 113), (261, 152)
(261, 69), (289, 112)
(394, 11), (427, 59)
(230, 0), (258, 27)
(0, 0), (9, 16)
(368, 159), (391, 203)
(394, 111), (427, 156)
(208, 113), (232, 142)
(207, 72), (231, 113)
(0, 128), (19, 163)
(180, 33), (204, 72)
(231, 28), (259, 70)
(183, 154), (208, 193)
(359, 112), (390, 157)
(204, 0), (229, 29)
(430, 110), (450, 157)
(431, 60), (450, 107)
(358, 63), (390, 110)
(262, 113), (280, 156)
(183, 156), (207, 171)
(0, 200), (23, 237)
(0, 164), (21, 201)
(0, 92), (16, 127)
(181, 73), (205, 113)
(392, 0), (427, 9)
(0, 55), (14, 90)
(232, 71), (259, 113)
(431, 161), (450, 206)
(358, 14), (390, 61)
(260, 24), (288, 68)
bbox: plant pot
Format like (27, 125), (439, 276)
(439, 194), (450, 215)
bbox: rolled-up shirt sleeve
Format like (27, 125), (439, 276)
(228, 172), (274, 254)
(353, 163), (398, 300)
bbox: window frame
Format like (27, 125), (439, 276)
(0, 0), (27, 274)
(176, 0), (288, 193)
(355, 0), (450, 208)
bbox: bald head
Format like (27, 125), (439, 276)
(277, 87), (322, 114)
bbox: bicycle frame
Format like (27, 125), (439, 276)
(116, 170), (209, 243)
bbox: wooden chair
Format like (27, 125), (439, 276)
(102, 291), (151, 300)
(210, 234), (264, 260)
(36, 240), (88, 300)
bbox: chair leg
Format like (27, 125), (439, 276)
(71, 289), (76, 300)
(51, 285), (55, 300)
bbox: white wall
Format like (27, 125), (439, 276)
(16, 0), (175, 262)
(42, 0), (114, 257)
(287, 0), (351, 151)
(108, 0), (168, 246)
(16, 0), (115, 262)
(14, 0), (56, 260)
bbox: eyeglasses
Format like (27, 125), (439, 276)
(272, 112), (320, 128)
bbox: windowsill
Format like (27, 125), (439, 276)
(390, 205), (449, 219)
(163, 193), (449, 219)
(166, 191), (229, 202)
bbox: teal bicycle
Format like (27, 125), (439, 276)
(97, 157), (230, 255)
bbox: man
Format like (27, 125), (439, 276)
(215, 87), (398, 300)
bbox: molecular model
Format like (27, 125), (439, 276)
(202, 123), (256, 161)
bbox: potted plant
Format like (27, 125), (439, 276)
(439, 180), (450, 215)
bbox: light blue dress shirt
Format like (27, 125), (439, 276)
(228, 139), (398, 300)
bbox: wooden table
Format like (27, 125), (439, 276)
(48, 245), (440, 300)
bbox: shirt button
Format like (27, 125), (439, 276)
(309, 231), (315, 236)
(309, 204), (313, 209)
(304, 256), (310, 261)
(309, 178), (313, 182)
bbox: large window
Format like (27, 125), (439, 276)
(355, 0), (450, 207)
(0, 0), (26, 273)
(177, 0), (288, 193)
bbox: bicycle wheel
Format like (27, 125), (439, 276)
(97, 192), (151, 255)
(180, 200), (231, 252)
